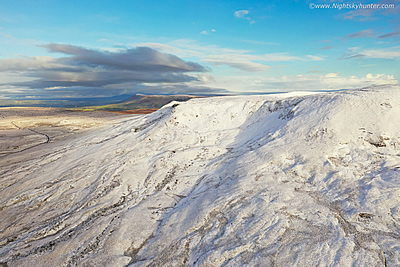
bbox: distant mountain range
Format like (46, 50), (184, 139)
(0, 95), (130, 108)
(0, 94), (214, 112)
(69, 95), (205, 113)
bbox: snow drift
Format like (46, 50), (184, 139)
(1, 85), (400, 266)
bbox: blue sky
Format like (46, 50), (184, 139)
(0, 0), (399, 99)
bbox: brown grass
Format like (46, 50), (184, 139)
(107, 109), (158, 114)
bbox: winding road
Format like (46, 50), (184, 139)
(11, 121), (50, 143)
(0, 122), (51, 156)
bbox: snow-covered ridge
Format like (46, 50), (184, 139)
(1, 85), (400, 266)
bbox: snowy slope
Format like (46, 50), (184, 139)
(1, 85), (400, 266)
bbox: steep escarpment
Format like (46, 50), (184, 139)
(1, 85), (400, 266)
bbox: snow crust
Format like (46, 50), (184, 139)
(1, 85), (400, 266)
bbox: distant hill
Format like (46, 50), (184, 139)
(0, 95), (209, 114)
(68, 95), (205, 113)
(0, 95), (131, 108)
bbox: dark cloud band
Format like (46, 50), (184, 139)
(0, 44), (216, 98)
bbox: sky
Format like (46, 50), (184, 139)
(0, 0), (399, 99)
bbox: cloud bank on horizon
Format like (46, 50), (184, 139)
(0, 0), (399, 99)
(0, 44), (216, 97)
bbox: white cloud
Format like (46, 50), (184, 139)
(132, 39), (250, 59)
(129, 42), (182, 54)
(343, 29), (375, 40)
(320, 46), (334, 50)
(340, 0), (400, 21)
(200, 29), (216, 35)
(344, 46), (400, 60)
(241, 40), (279, 46)
(203, 56), (270, 72)
(0, 45), (209, 98)
(0, 56), (73, 72)
(168, 39), (250, 54)
(132, 40), (324, 72)
(257, 53), (302, 61)
(148, 71), (396, 96)
(234, 10), (255, 24)
(378, 30), (400, 39)
(234, 10), (249, 18)
(201, 73), (398, 93)
(306, 55), (325, 61)
(361, 48), (400, 59)
(201, 53), (324, 72)
(324, 72), (339, 78)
